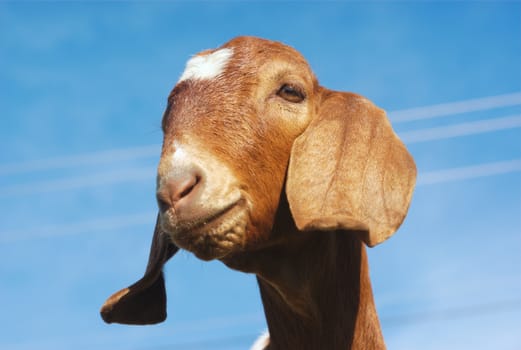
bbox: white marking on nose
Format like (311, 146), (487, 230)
(171, 142), (188, 166)
(178, 48), (234, 82)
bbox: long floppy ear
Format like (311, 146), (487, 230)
(100, 214), (178, 324)
(287, 90), (416, 247)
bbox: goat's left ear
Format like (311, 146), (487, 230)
(100, 214), (178, 324)
(286, 89), (416, 247)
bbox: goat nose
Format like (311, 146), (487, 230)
(157, 170), (202, 212)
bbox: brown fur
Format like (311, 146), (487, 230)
(100, 36), (416, 349)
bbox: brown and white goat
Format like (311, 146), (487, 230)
(100, 36), (417, 350)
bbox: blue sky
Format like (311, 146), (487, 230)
(1, 1), (520, 349)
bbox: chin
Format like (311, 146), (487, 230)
(162, 200), (250, 261)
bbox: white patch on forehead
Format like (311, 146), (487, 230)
(178, 48), (233, 83)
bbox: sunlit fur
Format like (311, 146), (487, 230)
(101, 36), (416, 350)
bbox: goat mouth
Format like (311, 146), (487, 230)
(167, 199), (249, 261)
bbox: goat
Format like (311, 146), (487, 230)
(100, 36), (417, 350)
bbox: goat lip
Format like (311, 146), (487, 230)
(182, 198), (244, 232)
(168, 199), (249, 261)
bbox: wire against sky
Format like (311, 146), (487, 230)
(0, 166), (155, 197)
(401, 114), (521, 144)
(0, 144), (161, 176)
(380, 298), (521, 327)
(0, 211), (156, 243)
(2, 158), (520, 243)
(1, 92), (520, 176)
(389, 91), (521, 123)
(112, 298), (521, 350)
(0, 112), (520, 197)
(416, 159), (521, 185)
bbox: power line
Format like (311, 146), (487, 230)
(381, 298), (521, 327)
(14, 299), (515, 350)
(417, 159), (521, 186)
(0, 211), (156, 243)
(401, 114), (521, 144)
(1, 92), (519, 176)
(1, 115), (519, 197)
(0, 144), (160, 176)
(0, 166), (154, 197)
(389, 91), (521, 123)
(1, 158), (520, 243)
(128, 299), (521, 350)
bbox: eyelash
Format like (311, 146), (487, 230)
(276, 84), (306, 103)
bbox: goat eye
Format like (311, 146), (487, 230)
(277, 84), (305, 103)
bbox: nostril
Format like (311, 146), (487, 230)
(177, 175), (200, 200)
(157, 171), (202, 212)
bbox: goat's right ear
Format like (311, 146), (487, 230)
(100, 214), (178, 325)
(286, 89), (416, 247)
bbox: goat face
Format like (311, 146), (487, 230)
(100, 36), (416, 326)
(156, 37), (318, 261)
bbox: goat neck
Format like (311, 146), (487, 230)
(223, 197), (386, 350)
